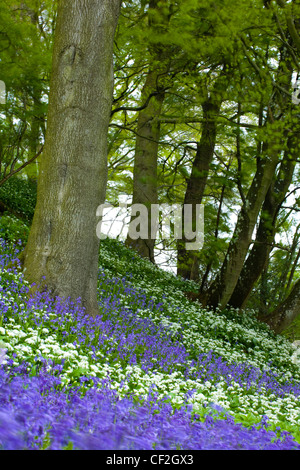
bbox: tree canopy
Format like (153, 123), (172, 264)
(0, 0), (300, 333)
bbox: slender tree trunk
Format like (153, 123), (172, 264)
(126, 68), (166, 262)
(176, 101), (220, 280)
(203, 38), (294, 310)
(276, 224), (300, 302)
(286, 245), (300, 293)
(125, 0), (171, 263)
(199, 178), (227, 292)
(20, 2), (43, 182)
(228, 136), (296, 309)
(24, 92), (42, 182)
(204, 143), (281, 309)
(177, 69), (229, 280)
(22, 0), (121, 317)
(260, 278), (300, 334)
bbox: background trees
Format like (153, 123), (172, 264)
(0, 1), (54, 186)
(0, 0), (300, 333)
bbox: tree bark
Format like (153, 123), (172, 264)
(125, 0), (171, 263)
(177, 69), (229, 280)
(203, 37), (294, 310)
(125, 68), (166, 262)
(260, 278), (300, 334)
(22, 0), (121, 317)
(24, 91), (43, 182)
(204, 145), (281, 309)
(228, 136), (296, 309)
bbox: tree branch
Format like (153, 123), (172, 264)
(0, 146), (43, 187)
(276, 0), (300, 54)
(111, 90), (161, 116)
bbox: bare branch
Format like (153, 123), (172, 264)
(0, 146), (43, 187)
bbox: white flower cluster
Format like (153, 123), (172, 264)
(2, 243), (300, 441)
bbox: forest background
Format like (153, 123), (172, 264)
(0, 0), (300, 337)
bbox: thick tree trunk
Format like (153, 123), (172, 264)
(22, 0), (121, 317)
(125, 0), (171, 263)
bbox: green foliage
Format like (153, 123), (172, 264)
(0, 175), (35, 246)
(0, 0), (55, 183)
(0, 176), (37, 221)
(99, 236), (198, 294)
(0, 213), (29, 246)
(1, 0), (300, 334)
(2, 233), (300, 445)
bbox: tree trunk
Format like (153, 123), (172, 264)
(203, 38), (294, 310)
(125, 0), (171, 263)
(204, 146), (281, 309)
(24, 91), (42, 182)
(20, 3), (44, 182)
(228, 136), (296, 309)
(22, 0), (121, 317)
(260, 278), (300, 334)
(125, 68), (166, 262)
(177, 69), (229, 280)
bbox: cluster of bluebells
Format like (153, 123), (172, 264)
(1, 237), (300, 449)
(0, 364), (300, 450)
